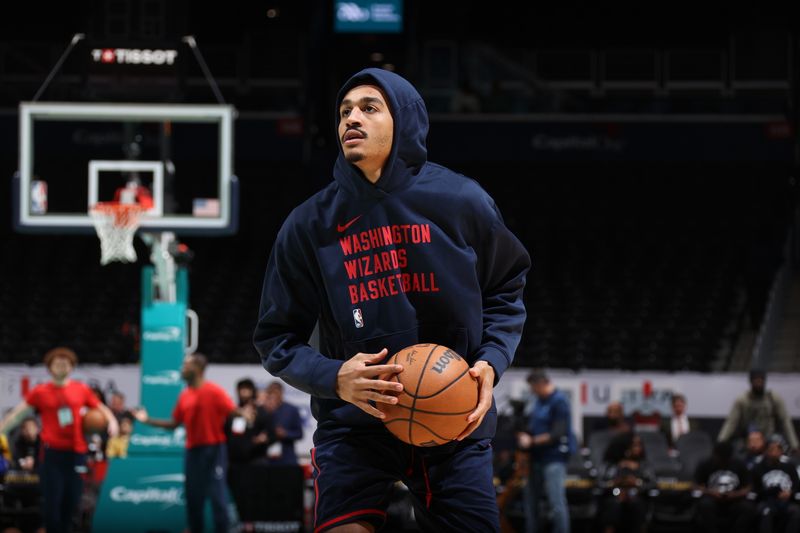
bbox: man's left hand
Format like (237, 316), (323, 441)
(456, 361), (495, 441)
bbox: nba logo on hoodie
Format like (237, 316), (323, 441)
(353, 308), (364, 328)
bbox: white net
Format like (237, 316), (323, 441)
(89, 202), (145, 265)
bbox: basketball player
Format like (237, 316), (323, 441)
(0, 346), (119, 533)
(132, 353), (236, 533)
(254, 67), (530, 532)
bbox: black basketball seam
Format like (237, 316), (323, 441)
(383, 418), (453, 443)
(413, 367), (471, 399)
(381, 403), (474, 416)
(407, 344), (440, 445)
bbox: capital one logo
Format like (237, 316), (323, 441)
(109, 474), (185, 509)
(143, 327), (181, 342)
(337, 2), (370, 22)
(131, 427), (185, 448)
(141, 369), (181, 386)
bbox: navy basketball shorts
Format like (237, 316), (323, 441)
(310, 430), (499, 532)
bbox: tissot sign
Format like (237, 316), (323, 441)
(91, 47), (178, 65)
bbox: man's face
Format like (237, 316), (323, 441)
(21, 420), (38, 440)
(531, 381), (548, 398)
(747, 431), (765, 453)
(607, 403), (623, 421)
(180, 357), (199, 382)
(48, 356), (74, 381)
(750, 376), (765, 395)
(120, 417), (133, 436)
(110, 394), (125, 411)
(338, 84), (394, 179)
(765, 441), (783, 462)
(265, 386), (282, 410)
(238, 387), (254, 405)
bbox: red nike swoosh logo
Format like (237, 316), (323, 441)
(337, 215), (362, 233)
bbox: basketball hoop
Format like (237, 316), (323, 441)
(89, 202), (145, 265)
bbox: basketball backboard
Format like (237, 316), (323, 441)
(13, 102), (238, 235)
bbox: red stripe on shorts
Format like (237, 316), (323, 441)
(422, 457), (432, 508)
(314, 509), (387, 533)
(311, 447), (320, 527)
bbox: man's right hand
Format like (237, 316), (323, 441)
(336, 348), (404, 419)
(131, 407), (148, 423)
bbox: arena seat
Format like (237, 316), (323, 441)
(674, 430), (713, 481)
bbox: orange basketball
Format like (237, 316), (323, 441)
(378, 343), (478, 447)
(83, 407), (107, 434)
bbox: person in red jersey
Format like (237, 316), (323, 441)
(0, 346), (119, 533)
(133, 352), (237, 533)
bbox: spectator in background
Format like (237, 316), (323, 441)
(598, 431), (654, 533)
(0, 346), (118, 533)
(9, 416), (44, 533)
(262, 381), (303, 466)
(742, 429), (767, 471)
(108, 391), (132, 422)
(694, 440), (757, 533)
(751, 434), (800, 533)
(0, 430), (11, 476)
(659, 393), (700, 448)
(13, 417), (41, 471)
(225, 378), (275, 522)
(105, 415), (134, 459)
(593, 402), (631, 434)
(718, 369), (799, 454)
(133, 353), (237, 533)
(226, 379), (274, 463)
(516, 369), (576, 533)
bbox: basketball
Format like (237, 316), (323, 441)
(378, 343), (478, 447)
(83, 407), (107, 434)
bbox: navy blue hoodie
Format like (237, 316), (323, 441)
(254, 68), (531, 444)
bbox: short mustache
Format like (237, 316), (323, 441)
(342, 127), (367, 142)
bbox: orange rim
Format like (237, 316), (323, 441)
(90, 202), (145, 226)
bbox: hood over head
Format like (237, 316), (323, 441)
(334, 67), (428, 196)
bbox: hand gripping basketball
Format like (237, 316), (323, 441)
(336, 348), (405, 419)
